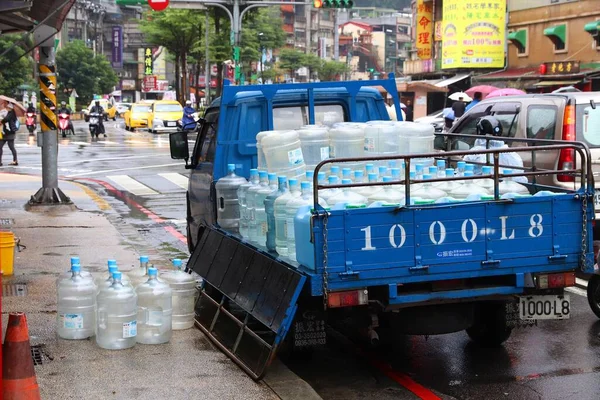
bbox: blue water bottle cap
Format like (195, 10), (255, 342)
(301, 181), (310, 190)
(415, 164), (424, 172)
(464, 171), (474, 177)
(306, 171), (314, 179)
(446, 168), (455, 177)
(70, 256), (80, 266)
(341, 179), (352, 185)
(382, 176), (393, 183)
(391, 168), (401, 178)
(368, 173), (378, 182)
(503, 169), (513, 174)
(328, 175), (338, 184)
(365, 164), (374, 172)
(289, 178), (298, 187)
(465, 164), (475, 171)
(268, 172), (277, 181)
(71, 264), (81, 272)
(108, 265), (118, 273)
(250, 169), (259, 176)
(258, 171), (268, 178)
(387, 160), (397, 168)
(173, 259), (183, 268)
(482, 166), (493, 174)
(437, 159), (446, 168)
(140, 255), (149, 263)
(423, 174), (432, 180)
(107, 259), (117, 267)
(278, 176), (287, 185)
(354, 170), (364, 178)
(112, 271), (122, 280)
(457, 161), (466, 168)
(330, 166), (340, 174)
(317, 172), (326, 180)
(378, 166), (387, 174)
(227, 163), (236, 172)
(147, 267), (158, 276)
(342, 168), (352, 176)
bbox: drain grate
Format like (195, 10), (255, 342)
(2, 283), (28, 297)
(31, 345), (44, 365)
(0, 218), (14, 225)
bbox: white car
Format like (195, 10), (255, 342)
(415, 109), (445, 132)
(115, 103), (131, 116)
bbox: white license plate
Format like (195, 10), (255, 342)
(167, 121), (176, 127)
(519, 295), (570, 320)
(594, 189), (600, 208)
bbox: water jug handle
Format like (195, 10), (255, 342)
(137, 307), (148, 324)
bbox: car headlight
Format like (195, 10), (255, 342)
(153, 119), (164, 128)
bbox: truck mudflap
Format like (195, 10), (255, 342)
(188, 225), (306, 380)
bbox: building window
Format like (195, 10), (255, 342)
(584, 20), (600, 50)
(508, 28), (528, 57)
(544, 24), (567, 53)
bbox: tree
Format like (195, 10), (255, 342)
(278, 48), (305, 80)
(55, 41), (118, 106)
(302, 53), (323, 81)
(140, 9), (204, 104)
(319, 61), (349, 81)
(0, 34), (34, 97)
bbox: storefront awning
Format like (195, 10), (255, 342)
(544, 24), (566, 43)
(434, 73), (471, 88)
(533, 80), (580, 88)
(584, 20), (600, 34)
(508, 29), (527, 49)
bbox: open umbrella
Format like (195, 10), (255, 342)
(449, 92), (473, 102)
(442, 107), (455, 120)
(0, 95), (27, 117)
(465, 85), (498, 99)
(486, 88), (526, 99)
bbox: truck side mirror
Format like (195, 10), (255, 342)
(169, 131), (190, 166)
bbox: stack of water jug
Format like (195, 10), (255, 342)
(56, 255), (197, 349)
(214, 121), (562, 268)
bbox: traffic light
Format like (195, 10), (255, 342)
(316, 0), (353, 8)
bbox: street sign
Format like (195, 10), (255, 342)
(230, 30), (235, 46)
(148, 0), (169, 11)
(143, 76), (157, 92)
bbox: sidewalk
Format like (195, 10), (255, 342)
(0, 173), (321, 400)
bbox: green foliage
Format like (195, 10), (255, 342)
(302, 53), (323, 79)
(278, 48), (306, 76)
(0, 34), (34, 96)
(353, 0), (410, 10)
(56, 41), (118, 106)
(140, 9), (203, 58)
(319, 61), (349, 81)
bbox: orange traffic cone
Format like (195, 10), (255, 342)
(2, 312), (41, 400)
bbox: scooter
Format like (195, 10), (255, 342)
(89, 112), (102, 138)
(25, 112), (36, 135)
(176, 112), (201, 133)
(58, 113), (74, 137)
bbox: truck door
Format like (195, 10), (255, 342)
(188, 108), (220, 249)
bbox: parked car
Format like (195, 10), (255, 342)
(147, 100), (183, 133)
(115, 102), (132, 117)
(82, 99), (117, 122)
(415, 109), (445, 132)
(123, 103), (151, 131)
(441, 91), (600, 237)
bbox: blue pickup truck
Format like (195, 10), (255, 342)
(168, 77), (595, 380)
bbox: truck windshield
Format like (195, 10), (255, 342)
(273, 104), (344, 129)
(576, 103), (600, 147)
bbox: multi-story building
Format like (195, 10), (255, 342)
(476, 0), (600, 91)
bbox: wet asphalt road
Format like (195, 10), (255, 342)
(4, 120), (600, 399)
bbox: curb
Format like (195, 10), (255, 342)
(576, 277), (588, 290)
(264, 359), (323, 400)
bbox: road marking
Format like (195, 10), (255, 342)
(576, 277), (588, 288)
(566, 286), (587, 297)
(56, 154), (165, 165)
(107, 175), (158, 196)
(71, 141), (91, 146)
(71, 181), (111, 211)
(67, 163), (182, 177)
(158, 173), (188, 189)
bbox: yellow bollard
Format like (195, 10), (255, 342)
(0, 230), (15, 276)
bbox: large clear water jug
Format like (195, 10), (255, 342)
(353, 170), (374, 197)
(298, 127), (330, 172)
(238, 169), (259, 238)
(129, 255), (150, 288)
(477, 165), (495, 192)
(256, 131), (282, 170)
(135, 268), (172, 344)
(450, 171), (490, 199)
(499, 169), (530, 195)
(160, 259), (197, 330)
(363, 123), (400, 165)
(329, 125), (365, 158)
(274, 178), (300, 256)
(254, 173), (278, 246)
(368, 176), (405, 205)
(96, 271), (138, 350)
(57, 264), (96, 340)
(436, 168), (461, 193)
(246, 171), (269, 243)
(266, 176), (288, 252)
(286, 182), (326, 262)
(412, 174), (448, 200)
(398, 122), (435, 154)
(96, 260), (131, 291)
(262, 130), (306, 180)
(327, 178), (367, 208)
(215, 164), (248, 233)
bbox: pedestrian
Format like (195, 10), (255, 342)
(465, 92), (482, 112)
(0, 102), (19, 166)
(452, 96), (467, 119)
(404, 99), (414, 122)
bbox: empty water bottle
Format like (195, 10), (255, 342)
(161, 259), (197, 330)
(450, 171), (490, 199)
(215, 163), (248, 233)
(246, 171), (269, 242)
(286, 182), (327, 262)
(328, 179), (367, 207)
(266, 176), (288, 252)
(368, 176), (404, 205)
(342, 168), (353, 181)
(436, 168), (461, 193)
(456, 161), (466, 177)
(330, 165), (341, 178)
(136, 268), (172, 344)
(96, 260), (131, 291)
(274, 178), (299, 256)
(477, 166), (495, 192)
(413, 174), (447, 200)
(499, 169), (529, 195)
(320, 175), (342, 204)
(129, 255), (150, 288)
(253, 173), (278, 246)
(57, 264), (97, 340)
(238, 169), (259, 238)
(96, 271), (138, 350)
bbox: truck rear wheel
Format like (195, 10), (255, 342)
(466, 303), (512, 347)
(587, 275), (600, 319)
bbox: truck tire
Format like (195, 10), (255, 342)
(466, 303), (512, 347)
(587, 275), (600, 319)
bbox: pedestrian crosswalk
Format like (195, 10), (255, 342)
(105, 173), (189, 197)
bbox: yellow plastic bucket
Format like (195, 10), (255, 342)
(0, 231), (15, 276)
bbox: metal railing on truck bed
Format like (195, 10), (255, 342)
(310, 138), (595, 306)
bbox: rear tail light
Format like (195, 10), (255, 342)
(558, 105), (576, 182)
(536, 272), (575, 289)
(327, 289), (368, 308)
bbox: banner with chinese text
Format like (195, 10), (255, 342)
(144, 48), (153, 76)
(416, 0), (433, 60)
(442, 0), (506, 69)
(112, 26), (123, 69)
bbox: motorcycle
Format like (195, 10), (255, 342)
(89, 112), (102, 138)
(58, 113), (74, 137)
(25, 112), (36, 135)
(176, 112), (201, 133)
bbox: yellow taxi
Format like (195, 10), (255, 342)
(123, 103), (152, 131)
(147, 100), (183, 133)
(83, 99), (118, 121)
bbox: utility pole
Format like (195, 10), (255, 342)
(333, 8), (339, 61)
(29, 37), (71, 206)
(204, 10), (211, 105)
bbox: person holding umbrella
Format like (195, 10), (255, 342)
(0, 102), (19, 166)
(466, 92), (482, 112)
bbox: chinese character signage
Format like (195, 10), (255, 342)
(542, 61), (580, 75)
(416, 0), (433, 60)
(442, 0), (506, 69)
(144, 48), (153, 76)
(112, 26), (123, 69)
